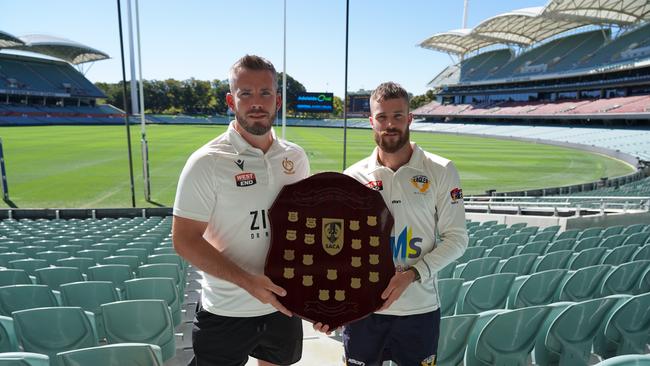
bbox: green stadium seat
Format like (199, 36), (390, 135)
(99, 238), (130, 246)
(15, 246), (47, 258)
(59, 281), (120, 341)
(52, 245), (83, 257)
(545, 238), (576, 254)
(600, 292), (650, 357)
(533, 250), (572, 272)
(632, 244), (650, 261)
(621, 224), (645, 235)
(76, 250), (109, 264)
(480, 221), (498, 228)
(56, 343), (164, 366)
(530, 231), (555, 243)
(437, 314), (478, 366)
(477, 235), (505, 248)
(465, 305), (550, 366)
(601, 245), (639, 266)
(577, 227), (603, 241)
(497, 253), (538, 275)
(518, 226), (538, 235)
(593, 294), (641, 359)
(600, 234), (627, 250)
(114, 248), (147, 265)
(101, 300), (175, 361)
(600, 260), (650, 296)
(67, 239), (94, 250)
(137, 263), (184, 294)
(0, 285), (59, 316)
(0, 352), (50, 366)
(534, 297), (618, 366)
(600, 226), (624, 239)
(0, 252), (27, 268)
(152, 247), (177, 255)
(0, 315), (19, 352)
(438, 261), (457, 279)
(541, 225), (561, 234)
(485, 243), (517, 259)
(495, 228), (516, 237)
(100, 256), (139, 273)
(456, 247), (486, 263)
(13, 307), (98, 366)
(622, 232), (650, 246)
(0, 270), (32, 287)
(569, 247), (607, 270)
(55, 257), (95, 275)
(472, 230), (493, 241)
(509, 223), (528, 231)
(557, 264), (612, 302)
(592, 354), (650, 365)
(456, 273), (516, 314)
(516, 241), (548, 256)
(437, 278), (464, 316)
(125, 242), (157, 254)
(8, 259), (49, 277)
(89, 243), (119, 255)
(454, 257), (500, 281)
(34, 251), (69, 266)
(556, 229), (580, 240)
(574, 236), (601, 251)
(34, 267), (84, 291)
(504, 233), (531, 245)
(507, 269), (567, 309)
(86, 265), (134, 293)
(124, 278), (181, 327)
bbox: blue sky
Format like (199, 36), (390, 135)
(1, 0), (543, 97)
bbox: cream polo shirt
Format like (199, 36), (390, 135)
(344, 143), (468, 316)
(173, 121), (310, 317)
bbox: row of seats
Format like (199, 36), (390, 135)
(0, 343), (163, 366)
(437, 292), (650, 366)
(0, 299), (175, 365)
(438, 260), (650, 317)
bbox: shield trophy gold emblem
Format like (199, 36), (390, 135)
(265, 172), (394, 329)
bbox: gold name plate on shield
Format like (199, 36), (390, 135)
(265, 172), (394, 329)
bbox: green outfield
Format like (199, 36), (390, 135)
(0, 124), (635, 208)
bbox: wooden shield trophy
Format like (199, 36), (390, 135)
(265, 172), (394, 329)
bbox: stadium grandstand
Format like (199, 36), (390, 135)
(0, 31), (124, 125)
(416, 0), (650, 124)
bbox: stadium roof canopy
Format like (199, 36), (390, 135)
(0, 34), (109, 65)
(0, 30), (24, 48)
(419, 0), (650, 56)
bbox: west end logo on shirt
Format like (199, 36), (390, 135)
(235, 172), (256, 187)
(282, 157), (295, 175)
(235, 159), (245, 171)
(365, 180), (383, 191)
(410, 175), (430, 194)
(391, 226), (422, 260)
(450, 187), (464, 204)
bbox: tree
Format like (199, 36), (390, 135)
(276, 72), (306, 116)
(410, 89), (437, 110)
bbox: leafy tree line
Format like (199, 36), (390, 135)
(95, 75), (434, 117)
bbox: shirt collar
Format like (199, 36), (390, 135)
(366, 142), (424, 174)
(227, 120), (278, 155)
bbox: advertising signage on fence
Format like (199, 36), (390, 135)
(295, 92), (334, 113)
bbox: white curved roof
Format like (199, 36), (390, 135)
(0, 30), (24, 48)
(544, 0), (650, 25)
(420, 0), (650, 56)
(4, 34), (108, 64)
(473, 7), (586, 45)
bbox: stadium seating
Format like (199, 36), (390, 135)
(437, 314), (478, 366)
(56, 343), (164, 366)
(101, 300), (176, 362)
(0, 285), (58, 316)
(507, 269), (567, 309)
(59, 281), (120, 341)
(592, 354), (650, 365)
(0, 352), (50, 366)
(593, 292), (650, 359)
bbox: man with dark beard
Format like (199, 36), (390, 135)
(316, 82), (468, 365)
(173, 55), (309, 366)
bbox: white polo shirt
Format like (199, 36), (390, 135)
(344, 143), (468, 316)
(173, 121), (310, 317)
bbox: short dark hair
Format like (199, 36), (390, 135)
(370, 82), (409, 105)
(229, 55), (277, 91)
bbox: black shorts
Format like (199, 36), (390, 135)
(342, 310), (440, 366)
(189, 302), (303, 366)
